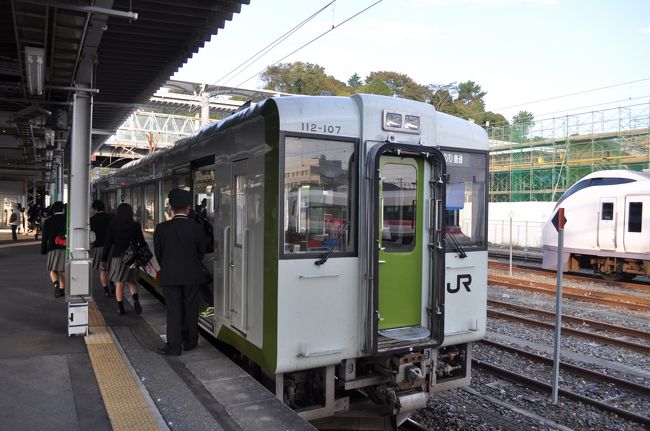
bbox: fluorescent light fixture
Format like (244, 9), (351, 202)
(25, 47), (45, 95)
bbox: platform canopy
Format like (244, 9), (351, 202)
(0, 0), (250, 185)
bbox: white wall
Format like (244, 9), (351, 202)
(487, 201), (556, 248)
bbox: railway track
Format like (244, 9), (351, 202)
(478, 339), (649, 394)
(472, 355), (650, 427)
(488, 260), (650, 294)
(488, 273), (650, 312)
(487, 299), (650, 354)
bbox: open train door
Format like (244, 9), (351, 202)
(366, 143), (447, 354)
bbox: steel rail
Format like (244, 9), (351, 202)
(487, 309), (649, 354)
(479, 339), (650, 394)
(488, 274), (650, 312)
(473, 360), (650, 426)
(488, 299), (650, 342)
(488, 260), (650, 293)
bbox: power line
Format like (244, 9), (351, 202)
(167, 1), (338, 118)
(493, 77), (650, 111)
(234, 0), (385, 88)
(216, 1), (336, 87)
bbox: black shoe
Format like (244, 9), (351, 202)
(54, 288), (65, 298)
(157, 345), (181, 356)
(117, 301), (125, 315)
(103, 286), (111, 297)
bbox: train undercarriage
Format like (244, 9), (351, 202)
(275, 344), (471, 430)
(569, 254), (650, 281)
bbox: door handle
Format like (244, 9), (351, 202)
(229, 263), (235, 268)
(378, 260), (386, 264)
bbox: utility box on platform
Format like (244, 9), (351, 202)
(68, 299), (88, 336)
(65, 258), (92, 297)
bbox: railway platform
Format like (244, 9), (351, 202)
(0, 239), (315, 431)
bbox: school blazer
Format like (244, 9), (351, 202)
(153, 215), (206, 285)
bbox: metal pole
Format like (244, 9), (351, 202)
(201, 91), (210, 127)
(69, 86), (91, 261)
(552, 208), (565, 404)
(509, 211), (514, 276)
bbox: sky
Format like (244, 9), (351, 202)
(173, 0), (650, 123)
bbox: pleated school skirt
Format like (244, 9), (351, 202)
(47, 249), (66, 272)
(90, 246), (103, 270)
(108, 256), (139, 283)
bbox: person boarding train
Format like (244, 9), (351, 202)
(154, 188), (206, 356)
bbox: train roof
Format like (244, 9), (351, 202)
(579, 169), (650, 181)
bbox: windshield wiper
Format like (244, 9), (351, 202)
(445, 230), (467, 258)
(315, 221), (349, 266)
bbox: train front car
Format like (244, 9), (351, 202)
(242, 94), (490, 425)
(542, 169), (650, 280)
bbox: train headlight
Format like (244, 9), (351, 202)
(385, 112), (402, 128)
(404, 115), (420, 131)
(383, 110), (421, 134)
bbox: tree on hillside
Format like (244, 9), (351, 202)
(347, 73), (363, 89)
(511, 110), (535, 142)
(428, 83), (458, 115)
(453, 80), (487, 122)
(362, 71), (431, 101)
(358, 78), (392, 96)
(482, 111), (509, 139)
(261, 62), (349, 95)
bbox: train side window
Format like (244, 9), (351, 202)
(601, 202), (613, 220)
(282, 136), (356, 256)
(628, 202), (643, 232)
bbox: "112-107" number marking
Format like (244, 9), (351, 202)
(301, 122), (341, 134)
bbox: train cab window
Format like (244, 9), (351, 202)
(628, 202), (643, 233)
(443, 150), (488, 250)
(601, 202), (614, 220)
(283, 136), (356, 256)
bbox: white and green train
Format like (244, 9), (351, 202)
(95, 94), (489, 425)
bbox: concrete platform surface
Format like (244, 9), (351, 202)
(0, 240), (315, 431)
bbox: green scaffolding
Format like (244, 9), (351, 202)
(488, 103), (650, 202)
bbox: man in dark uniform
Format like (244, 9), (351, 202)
(153, 188), (206, 356)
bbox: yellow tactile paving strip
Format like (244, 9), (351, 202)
(86, 302), (160, 431)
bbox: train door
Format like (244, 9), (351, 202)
(597, 197), (616, 250)
(623, 196), (650, 253)
(192, 162), (216, 315)
(228, 159), (248, 332)
(377, 156), (424, 333)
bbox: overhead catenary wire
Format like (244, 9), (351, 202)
(216, 0), (336, 87)
(234, 0), (385, 89)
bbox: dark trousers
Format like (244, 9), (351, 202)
(11, 225), (17, 240)
(163, 283), (199, 353)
